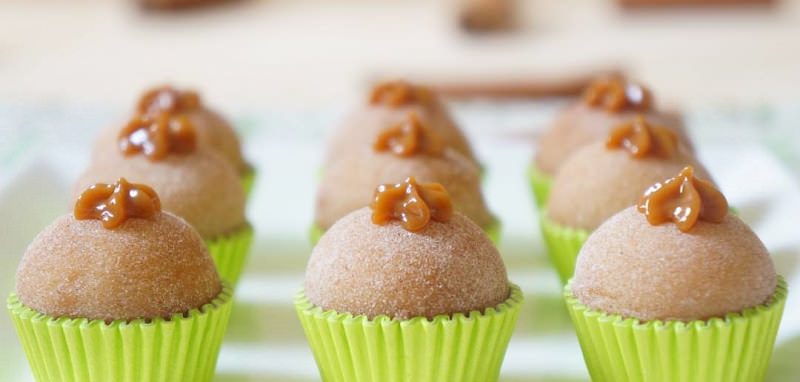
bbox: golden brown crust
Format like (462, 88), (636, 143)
(314, 148), (494, 230)
(572, 207), (777, 322)
(16, 213), (221, 322)
(76, 148), (245, 238)
(534, 103), (691, 175)
(546, 142), (710, 230)
(305, 208), (509, 320)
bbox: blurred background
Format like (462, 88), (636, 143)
(1, 0), (799, 381)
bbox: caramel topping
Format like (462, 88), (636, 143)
(371, 176), (453, 232)
(118, 113), (197, 160)
(583, 77), (652, 113)
(638, 166), (728, 232)
(137, 86), (201, 116)
(369, 80), (434, 108)
(74, 178), (161, 229)
(606, 116), (678, 159)
(373, 113), (445, 157)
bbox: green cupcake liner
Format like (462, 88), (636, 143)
(7, 285), (234, 382)
(309, 219), (502, 246)
(206, 224), (254, 286)
(528, 165), (552, 211)
(295, 284), (523, 382)
(539, 213), (589, 285)
(564, 277), (788, 382)
(240, 165), (256, 199)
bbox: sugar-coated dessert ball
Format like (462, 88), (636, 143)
(572, 206), (777, 322)
(16, 212), (221, 322)
(314, 148), (493, 230)
(324, 81), (477, 166)
(547, 141), (710, 231)
(75, 148), (245, 238)
(305, 208), (509, 320)
(93, 86), (247, 174)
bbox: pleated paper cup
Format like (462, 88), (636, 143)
(295, 284), (523, 382)
(7, 285), (233, 382)
(564, 278), (788, 382)
(528, 165), (552, 210)
(240, 165), (257, 199)
(206, 224), (254, 286)
(310, 220), (501, 246)
(539, 213), (589, 284)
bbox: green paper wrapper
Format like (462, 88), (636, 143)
(206, 224), (254, 286)
(309, 220), (502, 246)
(528, 165), (552, 210)
(564, 278), (788, 382)
(539, 213), (589, 284)
(295, 284), (523, 382)
(7, 285), (233, 382)
(240, 165), (257, 199)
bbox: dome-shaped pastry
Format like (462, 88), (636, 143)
(76, 115), (245, 238)
(315, 149), (492, 232)
(571, 167), (777, 322)
(16, 178), (221, 322)
(546, 116), (710, 231)
(324, 80), (477, 166)
(93, 85), (247, 174)
(534, 77), (692, 176)
(305, 177), (508, 320)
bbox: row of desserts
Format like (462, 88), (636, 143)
(530, 76), (787, 381)
(6, 78), (789, 381)
(8, 86), (255, 381)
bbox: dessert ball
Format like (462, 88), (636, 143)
(534, 77), (691, 176)
(572, 206), (776, 322)
(546, 121), (710, 231)
(93, 85), (247, 174)
(314, 147), (493, 230)
(324, 80), (477, 166)
(305, 207), (509, 320)
(16, 179), (221, 322)
(75, 147), (245, 238)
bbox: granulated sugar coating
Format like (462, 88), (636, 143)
(572, 206), (777, 322)
(314, 148), (494, 230)
(534, 103), (690, 175)
(546, 142), (711, 231)
(92, 107), (247, 174)
(323, 101), (477, 166)
(75, 147), (245, 238)
(305, 208), (509, 320)
(15, 212), (221, 322)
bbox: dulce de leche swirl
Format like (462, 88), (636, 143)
(369, 80), (435, 108)
(638, 166), (728, 232)
(118, 113), (197, 161)
(137, 86), (201, 116)
(373, 113), (445, 157)
(371, 176), (453, 232)
(583, 76), (652, 113)
(74, 178), (161, 229)
(606, 116), (678, 159)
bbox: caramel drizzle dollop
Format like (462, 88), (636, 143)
(373, 113), (445, 157)
(137, 86), (201, 116)
(583, 77), (652, 113)
(606, 116), (678, 159)
(371, 176), (453, 232)
(637, 166), (728, 232)
(119, 86), (200, 161)
(74, 178), (161, 229)
(118, 113), (197, 160)
(369, 80), (435, 108)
